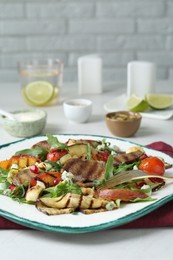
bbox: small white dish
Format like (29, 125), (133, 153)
(104, 93), (173, 120)
(63, 98), (92, 123)
(0, 109), (47, 137)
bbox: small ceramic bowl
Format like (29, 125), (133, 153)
(105, 111), (142, 137)
(0, 108), (47, 138)
(63, 98), (92, 123)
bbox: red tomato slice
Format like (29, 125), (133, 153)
(96, 189), (148, 201)
(138, 156), (165, 176)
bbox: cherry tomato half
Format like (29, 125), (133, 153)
(46, 149), (67, 162)
(138, 156), (165, 176)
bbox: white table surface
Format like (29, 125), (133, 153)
(0, 81), (173, 260)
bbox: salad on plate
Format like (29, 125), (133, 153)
(0, 134), (172, 216)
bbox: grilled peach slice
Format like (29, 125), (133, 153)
(10, 155), (39, 168)
(36, 172), (62, 187)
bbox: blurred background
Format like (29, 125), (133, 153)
(0, 0), (173, 84)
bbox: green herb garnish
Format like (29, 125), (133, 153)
(44, 181), (82, 198)
(104, 155), (114, 180)
(46, 134), (68, 150)
(15, 146), (48, 161)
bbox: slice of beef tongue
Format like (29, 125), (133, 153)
(113, 150), (144, 165)
(62, 158), (105, 182)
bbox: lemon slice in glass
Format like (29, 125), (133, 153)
(127, 95), (149, 112)
(23, 81), (54, 106)
(145, 93), (173, 110)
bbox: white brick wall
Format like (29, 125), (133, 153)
(0, 0), (173, 83)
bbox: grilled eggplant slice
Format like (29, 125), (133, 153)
(36, 200), (74, 215)
(39, 193), (117, 210)
(59, 154), (72, 165)
(68, 144), (88, 158)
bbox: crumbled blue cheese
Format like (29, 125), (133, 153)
(133, 165), (138, 170)
(97, 143), (106, 151)
(106, 202), (116, 211)
(112, 145), (120, 152)
(61, 170), (74, 183)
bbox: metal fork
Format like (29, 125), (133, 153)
(96, 170), (173, 190)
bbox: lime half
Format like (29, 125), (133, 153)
(23, 81), (54, 106)
(127, 95), (149, 112)
(145, 93), (173, 110)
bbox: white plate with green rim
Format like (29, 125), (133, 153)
(104, 94), (173, 120)
(0, 134), (173, 234)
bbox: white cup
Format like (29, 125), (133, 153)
(127, 61), (156, 98)
(63, 98), (92, 123)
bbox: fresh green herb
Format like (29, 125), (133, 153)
(104, 155), (114, 180)
(1, 183), (27, 203)
(86, 144), (92, 160)
(0, 167), (9, 183)
(113, 161), (140, 175)
(44, 181), (82, 198)
(10, 184), (26, 200)
(44, 160), (62, 172)
(130, 197), (155, 203)
(46, 134), (68, 150)
(15, 146), (48, 161)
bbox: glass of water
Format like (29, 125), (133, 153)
(18, 59), (63, 106)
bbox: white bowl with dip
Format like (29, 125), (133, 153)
(63, 99), (92, 123)
(0, 109), (47, 137)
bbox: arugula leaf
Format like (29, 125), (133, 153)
(10, 184), (26, 200)
(0, 167), (9, 182)
(113, 161), (140, 175)
(44, 181), (82, 198)
(86, 143), (92, 160)
(104, 155), (114, 180)
(15, 146), (48, 161)
(46, 134), (68, 150)
(44, 160), (62, 172)
(130, 197), (156, 203)
(0, 183), (27, 203)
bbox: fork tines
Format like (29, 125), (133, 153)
(96, 170), (150, 190)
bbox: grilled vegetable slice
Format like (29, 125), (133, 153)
(68, 144), (88, 158)
(59, 154), (72, 165)
(10, 155), (39, 168)
(36, 200), (74, 215)
(25, 181), (45, 202)
(36, 172), (62, 187)
(39, 193), (117, 210)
